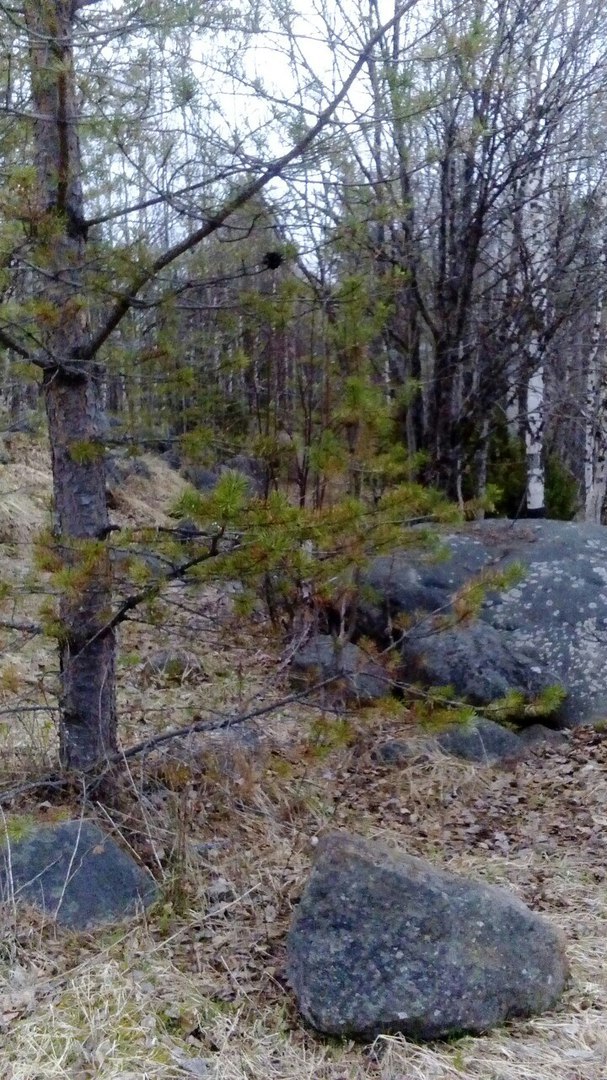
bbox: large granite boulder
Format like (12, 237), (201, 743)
(0, 820), (157, 930)
(287, 832), (569, 1041)
(358, 519), (607, 727)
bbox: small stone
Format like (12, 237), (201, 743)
(291, 635), (388, 704)
(436, 717), (524, 763)
(0, 820), (157, 930)
(206, 876), (234, 903)
(371, 738), (434, 765)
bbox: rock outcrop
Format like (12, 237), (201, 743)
(358, 519), (607, 727)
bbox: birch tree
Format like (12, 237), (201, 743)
(583, 222), (607, 521)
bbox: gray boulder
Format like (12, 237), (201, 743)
(518, 723), (567, 746)
(183, 465), (219, 492)
(161, 447), (182, 471)
(435, 717), (524, 762)
(219, 456), (267, 497)
(0, 820), (157, 930)
(291, 635), (388, 704)
(402, 621), (558, 708)
(287, 832), (569, 1041)
(370, 721), (553, 767)
(106, 452), (151, 484)
(358, 519), (607, 726)
(359, 533), (492, 637)
(184, 457), (267, 498)
(371, 737), (434, 765)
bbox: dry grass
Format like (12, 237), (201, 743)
(0, 437), (606, 1078)
(1, 726), (607, 1080)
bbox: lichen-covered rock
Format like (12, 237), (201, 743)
(0, 820), (157, 930)
(287, 832), (569, 1041)
(358, 532), (491, 637)
(402, 621), (557, 708)
(357, 519), (607, 726)
(291, 635), (388, 704)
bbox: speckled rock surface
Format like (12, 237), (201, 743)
(0, 820), (157, 930)
(401, 620), (559, 709)
(360, 519), (607, 726)
(287, 831), (569, 1040)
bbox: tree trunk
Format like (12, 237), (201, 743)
(45, 371), (117, 768)
(16, 0), (425, 768)
(584, 237), (607, 522)
(25, 0), (116, 769)
(525, 360), (546, 517)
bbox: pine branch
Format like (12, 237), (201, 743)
(72, 542), (226, 659)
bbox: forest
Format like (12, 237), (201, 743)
(1, 0), (605, 771)
(1, 3), (607, 1076)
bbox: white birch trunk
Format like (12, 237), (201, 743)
(522, 161), (549, 515)
(515, 43), (555, 517)
(505, 379), (520, 435)
(584, 237), (607, 522)
(585, 361), (607, 524)
(474, 417), (491, 519)
(525, 361), (545, 515)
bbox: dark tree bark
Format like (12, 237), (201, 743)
(24, 0), (116, 769)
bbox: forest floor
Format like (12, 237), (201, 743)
(0, 437), (606, 1079)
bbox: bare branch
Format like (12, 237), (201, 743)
(85, 175), (233, 229)
(0, 675), (342, 807)
(84, 0), (421, 360)
(0, 327), (31, 360)
(72, 541), (227, 659)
